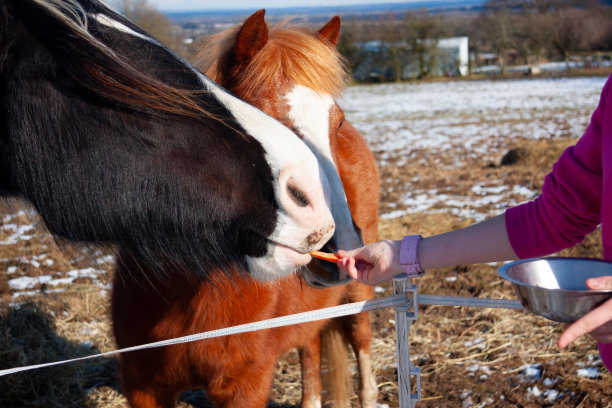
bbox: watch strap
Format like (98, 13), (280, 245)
(399, 234), (425, 278)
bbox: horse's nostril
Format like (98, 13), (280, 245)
(287, 185), (309, 208)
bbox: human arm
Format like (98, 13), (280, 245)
(337, 213), (518, 285)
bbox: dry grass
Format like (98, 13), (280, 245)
(366, 134), (610, 407)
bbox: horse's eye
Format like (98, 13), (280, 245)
(288, 185), (309, 207)
(338, 119), (344, 130)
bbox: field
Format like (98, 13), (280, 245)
(1, 76), (611, 407)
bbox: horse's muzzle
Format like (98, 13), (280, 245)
(301, 257), (353, 287)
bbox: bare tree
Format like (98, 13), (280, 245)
(317, 0), (612, 82)
(405, 10), (445, 79)
(543, 8), (590, 67)
(473, 9), (513, 74)
(337, 19), (363, 74)
(512, 8), (548, 67)
(378, 13), (409, 81)
(115, 0), (187, 56)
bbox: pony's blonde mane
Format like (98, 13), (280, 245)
(195, 20), (349, 97)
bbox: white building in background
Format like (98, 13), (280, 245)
(352, 36), (469, 81)
(402, 36), (469, 78)
(437, 36), (469, 76)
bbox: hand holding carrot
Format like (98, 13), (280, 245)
(336, 240), (403, 286)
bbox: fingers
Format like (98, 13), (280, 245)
(338, 256), (379, 284)
(339, 257), (361, 280)
(558, 297), (612, 348)
(337, 240), (401, 286)
(586, 275), (612, 290)
(338, 247), (372, 263)
(337, 249), (352, 258)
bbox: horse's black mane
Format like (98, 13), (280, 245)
(0, 0), (277, 285)
(3, 0), (219, 121)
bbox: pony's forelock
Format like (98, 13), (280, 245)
(197, 20), (349, 98)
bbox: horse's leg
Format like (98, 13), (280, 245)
(299, 335), (323, 408)
(122, 386), (177, 408)
(120, 359), (178, 408)
(343, 283), (378, 408)
(205, 359), (276, 408)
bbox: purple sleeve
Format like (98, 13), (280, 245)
(505, 77), (610, 259)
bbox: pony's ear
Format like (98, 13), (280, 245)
(234, 9), (268, 68)
(318, 16), (341, 46)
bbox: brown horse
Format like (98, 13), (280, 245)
(112, 10), (380, 408)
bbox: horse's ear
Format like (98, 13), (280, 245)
(234, 9), (268, 68)
(318, 16), (341, 46)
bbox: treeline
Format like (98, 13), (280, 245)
(337, 0), (612, 78)
(114, 0), (612, 80)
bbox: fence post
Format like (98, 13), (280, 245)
(393, 275), (421, 408)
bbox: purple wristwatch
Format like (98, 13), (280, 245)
(399, 235), (425, 278)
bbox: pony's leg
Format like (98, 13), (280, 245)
(123, 386), (177, 408)
(121, 374), (178, 408)
(343, 284), (378, 408)
(299, 336), (322, 408)
(118, 352), (180, 408)
(205, 361), (276, 408)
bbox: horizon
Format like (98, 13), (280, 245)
(145, 0), (483, 13)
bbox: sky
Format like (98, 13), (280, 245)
(149, 0), (454, 12)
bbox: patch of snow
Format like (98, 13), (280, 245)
(545, 388), (560, 402)
(522, 364), (542, 379)
(1, 211), (27, 222)
(0, 223), (36, 244)
(528, 385), (542, 398)
(576, 367), (600, 378)
(471, 185), (507, 195)
(9, 275), (52, 290)
(80, 341), (94, 349)
(12, 288), (66, 297)
(464, 337), (485, 348)
(79, 327), (100, 336)
(96, 255), (116, 265)
(340, 77), (605, 220)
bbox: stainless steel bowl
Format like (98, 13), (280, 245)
(498, 257), (612, 323)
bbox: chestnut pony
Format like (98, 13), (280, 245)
(112, 10), (380, 408)
(194, 10), (381, 405)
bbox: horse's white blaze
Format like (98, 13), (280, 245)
(286, 84), (362, 251)
(196, 75), (337, 280)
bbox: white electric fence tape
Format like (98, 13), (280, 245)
(0, 292), (523, 378)
(0, 293), (407, 377)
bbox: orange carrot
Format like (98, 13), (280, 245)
(309, 250), (340, 263)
